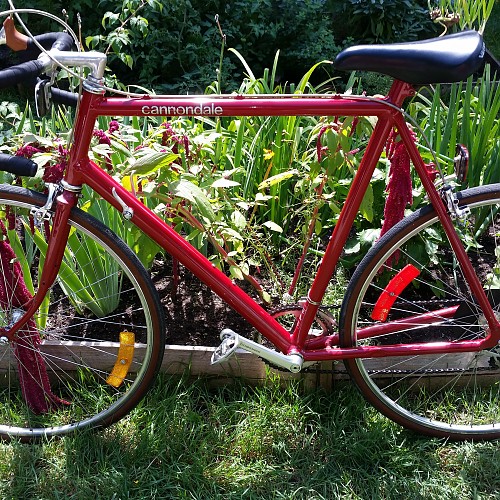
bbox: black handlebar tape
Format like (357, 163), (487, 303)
(0, 33), (75, 89)
(0, 59), (44, 89)
(50, 87), (79, 107)
(27, 32), (75, 52)
(0, 154), (37, 177)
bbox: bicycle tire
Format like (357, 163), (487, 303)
(0, 184), (165, 441)
(339, 184), (500, 440)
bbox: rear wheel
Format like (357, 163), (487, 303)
(340, 184), (500, 439)
(0, 184), (165, 441)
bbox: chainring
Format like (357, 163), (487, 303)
(269, 304), (336, 338)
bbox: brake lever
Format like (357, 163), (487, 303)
(35, 78), (51, 117)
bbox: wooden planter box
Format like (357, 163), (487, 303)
(15, 341), (498, 390)
(31, 341), (339, 390)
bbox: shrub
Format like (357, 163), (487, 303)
(343, 0), (436, 43)
(19, 0), (342, 92)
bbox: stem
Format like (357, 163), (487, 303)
(287, 176), (327, 297)
(215, 14), (226, 94)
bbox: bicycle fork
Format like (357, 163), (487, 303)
(0, 185), (79, 341)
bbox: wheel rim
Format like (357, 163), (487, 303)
(344, 189), (500, 438)
(0, 191), (162, 439)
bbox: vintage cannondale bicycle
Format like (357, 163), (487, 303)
(0, 5), (498, 441)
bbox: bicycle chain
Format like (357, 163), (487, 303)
(268, 358), (500, 376)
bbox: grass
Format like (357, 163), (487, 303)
(0, 373), (499, 499)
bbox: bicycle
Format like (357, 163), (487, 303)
(0, 5), (498, 442)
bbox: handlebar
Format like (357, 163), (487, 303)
(0, 18), (78, 177)
(0, 154), (37, 177)
(0, 17), (75, 90)
(49, 85), (79, 107)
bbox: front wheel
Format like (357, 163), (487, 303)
(340, 184), (500, 440)
(0, 184), (165, 441)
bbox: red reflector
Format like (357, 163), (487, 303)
(371, 264), (420, 322)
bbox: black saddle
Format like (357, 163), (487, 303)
(335, 31), (485, 85)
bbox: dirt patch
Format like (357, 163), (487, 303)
(153, 259), (257, 347)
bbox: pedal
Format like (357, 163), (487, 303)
(211, 331), (240, 365)
(211, 328), (303, 373)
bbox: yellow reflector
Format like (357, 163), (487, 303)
(106, 331), (135, 388)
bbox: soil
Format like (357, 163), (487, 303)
(152, 259), (256, 347)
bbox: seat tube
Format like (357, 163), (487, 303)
(290, 81), (423, 348)
(291, 114), (396, 347)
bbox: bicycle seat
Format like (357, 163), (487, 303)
(335, 31), (485, 85)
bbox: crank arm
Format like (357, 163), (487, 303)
(211, 329), (303, 373)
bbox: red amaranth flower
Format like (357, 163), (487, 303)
(15, 144), (44, 158)
(0, 220), (69, 413)
(5, 205), (15, 231)
(108, 120), (120, 133)
(161, 122), (175, 145)
(425, 162), (438, 182)
(43, 163), (65, 183)
(161, 122), (190, 156)
(93, 128), (111, 146)
(93, 128), (113, 171)
(380, 130), (413, 239)
(43, 144), (68, 184)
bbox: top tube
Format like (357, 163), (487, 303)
(77, 80), (415, 121)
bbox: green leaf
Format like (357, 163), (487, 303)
(124, 151), (180, 175)
(359, 184), (374, 222)
(344, 238), (360, 255)
(120, 53), (134, 69)
(102, 11), (120, 27)
(231, 210), (247, 230)
(28, 226), (106, 317)
(263, 221), (283, 233)
(170, 179), (216, 222)
(258, 169), (299, 190)
(228, 48), (256, 81)
(211, 178), (241, 188)
(229, 265), (244, 281)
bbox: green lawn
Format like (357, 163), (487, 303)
(0, 373), (498, 499)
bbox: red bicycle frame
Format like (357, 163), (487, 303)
(13, 79), (500, 362)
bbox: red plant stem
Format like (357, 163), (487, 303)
(288, 176), (327, 297)
(155, 194), (268, 301)
(171, 257), (179, 297)
(0, 221), (69, 413)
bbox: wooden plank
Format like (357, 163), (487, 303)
(0, 341), (496, 389)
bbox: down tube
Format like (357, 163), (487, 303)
(81, 162), (294, 353)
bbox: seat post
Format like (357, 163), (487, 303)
(386, 80), (416, 107)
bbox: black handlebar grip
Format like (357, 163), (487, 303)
(0, 154), (37, 177)
(27, 32), (74, 52)
(0, 32), (75, 90)
(50, 86), (79, 107)
(0, 59), (44, 89)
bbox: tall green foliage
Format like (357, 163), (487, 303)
(411, 65), (500, 188)
(429, 0), (496, 34)
(343, 0), (434, 43)
(16, 0), (341, 92)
